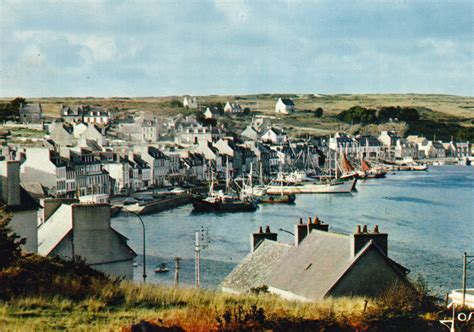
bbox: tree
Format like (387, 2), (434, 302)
(314, 107), (323, 118)
(0, 207), (25, 269)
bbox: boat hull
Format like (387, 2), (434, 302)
(192, 199), (257, 212)
(258, 194), (296, 204)
(266, 179), (355, 194)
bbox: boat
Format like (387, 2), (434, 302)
(265, 178), (356, 194)
(192, 193), (258, 212)
(361, 159), (386, 179)
(192, 166), (258, 213)
(155, 263), (169, 273)
(258, 193), (296, 204)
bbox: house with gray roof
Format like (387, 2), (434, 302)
(222, 218), (411, 301)
(37, 202), (136, 279)
(1, 160), (41, 253)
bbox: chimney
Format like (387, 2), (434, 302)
(294, 219), (308, 246)
(295, 215), (330, 246)
(0, 160), (21, 206)
(41, 198), (80, 223)
(308, 215), (329, 233)
(251, 225), (277, 252)
(352, 224), (388, 257)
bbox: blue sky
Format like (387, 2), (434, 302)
(0, 0), (472, 97)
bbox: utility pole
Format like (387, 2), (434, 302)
(194, 227), (210, 288)
(174, 257), (181, 288)
(462, 252), (474, 306)
(195, 230), (201, 288)
(129, 212), (147, 283)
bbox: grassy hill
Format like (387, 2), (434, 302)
(1, 93), (473, 140)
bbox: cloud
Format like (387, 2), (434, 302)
(0, 0), (472, 97)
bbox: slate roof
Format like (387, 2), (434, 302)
(20, 103), (42, 114)
(221, 240), (291, 293)
(280, 98), (295, 106)
(4, 186), (42, 212)
(267, 231), (353, 300)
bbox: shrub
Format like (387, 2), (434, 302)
(0, 208), (24, 269)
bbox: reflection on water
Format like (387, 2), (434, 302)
(112, 166), (474, 296)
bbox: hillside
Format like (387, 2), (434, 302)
(2, 93), (472, 141)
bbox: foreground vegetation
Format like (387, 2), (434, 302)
(1, 208), (460, 331)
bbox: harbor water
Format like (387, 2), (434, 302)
(112, 166), (474, 296)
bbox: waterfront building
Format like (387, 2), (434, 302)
(137, 146), (170, 187)
(37, 202), (136, 279)
(395, 139), (418, 160)
(455, 141), (471, 157)
(329, 132), (359, 155)
(222, 219), (411, 301)
(100, 153), (130, 195)
(355, 135), (382, 159)
(275, 98), (295, 114)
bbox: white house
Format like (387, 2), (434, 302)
(183, 96), (198, 109)
(275, 98), (295, 114)
(37, 203), (136, 279)
(224, 102), (242, 114)
(101, 154), (130, 195)
(203, 107), (222, 119)
(83, 107), (110, 125)
(21, 147), (68, 197)
(261, 127), (287, 145)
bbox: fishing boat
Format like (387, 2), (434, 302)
(258, 193), (296, 203)
(192, 193), (258, 212)
(361, 159), (386, 179)
(265, 178), (355, 194)
(155, 263), (169, 273)
(192, 162), (258, 213)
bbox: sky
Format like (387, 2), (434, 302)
(0, 0), (472, 97)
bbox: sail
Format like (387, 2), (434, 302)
(339, 152), (355, 173)
(361, 159), (371, 172)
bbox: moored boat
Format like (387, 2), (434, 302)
(258, 193), (296, 204)
(266, 178), (356, 194)
(192, 194), (258, 212)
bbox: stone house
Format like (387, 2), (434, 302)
(395, 139), (418, 159)
(19, 103), (43, 123)
(83, 107), (110, 125)
(222, 218), (411, 301)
